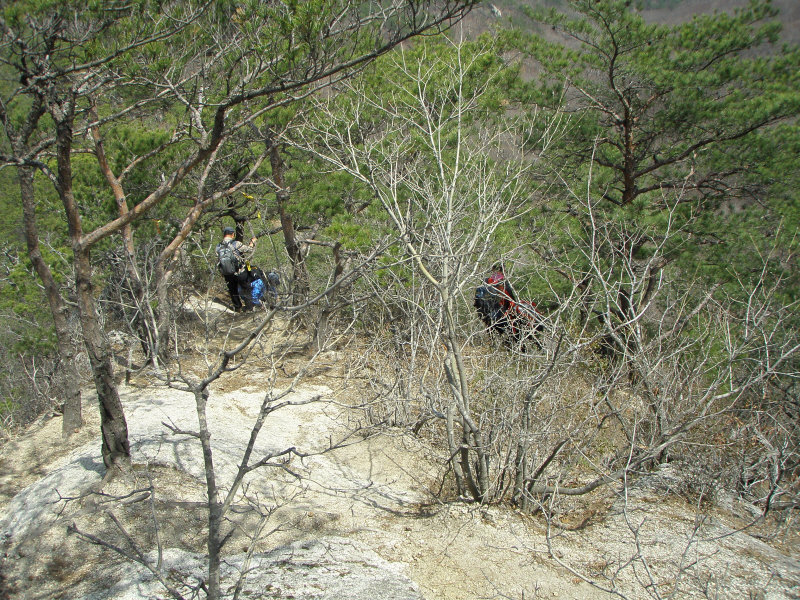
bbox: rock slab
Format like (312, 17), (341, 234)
(81, 537), (424, 600)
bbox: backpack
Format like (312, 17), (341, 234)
(248, 267), (265, 282)
(474, 286), (500, 327)
(216, 240), (242, 276)
(250, 277), (265, 305)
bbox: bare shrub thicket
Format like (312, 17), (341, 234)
(294, 33), (799, 522)
(349, 177), (798, 597)
(365, 183), (799, 515)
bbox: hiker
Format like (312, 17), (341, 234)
(245, 267), (266, 309)
(486, 263), (517, 307)
(265, 270), (281, 308)
(216, 226), (257, 312)
(474, 264), (514, 334)
(243, 267), (280, 309)
(477, 263), (544, 351)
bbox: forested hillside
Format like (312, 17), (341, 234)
(0, 1), (797, 598)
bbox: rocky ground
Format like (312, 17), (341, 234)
(1, 306), (798, 600)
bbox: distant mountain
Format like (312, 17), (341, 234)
(463, 0), (799, 44)
(639, 0), (799, 43)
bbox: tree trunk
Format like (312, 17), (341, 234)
(269, 142), (309, 303)
(74, 247), (131, 468)
(195, 387), (222, 599)
(152, 195), (214, 364)
(89, 107), (156, 366)
(19, 168), (84, 437)
(445, 404), (467, 497)
(512, 397), (531, 510)
(442, 298), (489, 502)
(55, 110), (130, 469)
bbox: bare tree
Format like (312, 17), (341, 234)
(294, 35), (560, 501)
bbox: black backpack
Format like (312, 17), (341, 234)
(474, 286), (499, 327)
(216, 240), (242, 276)
(248, 267), (265, 283)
